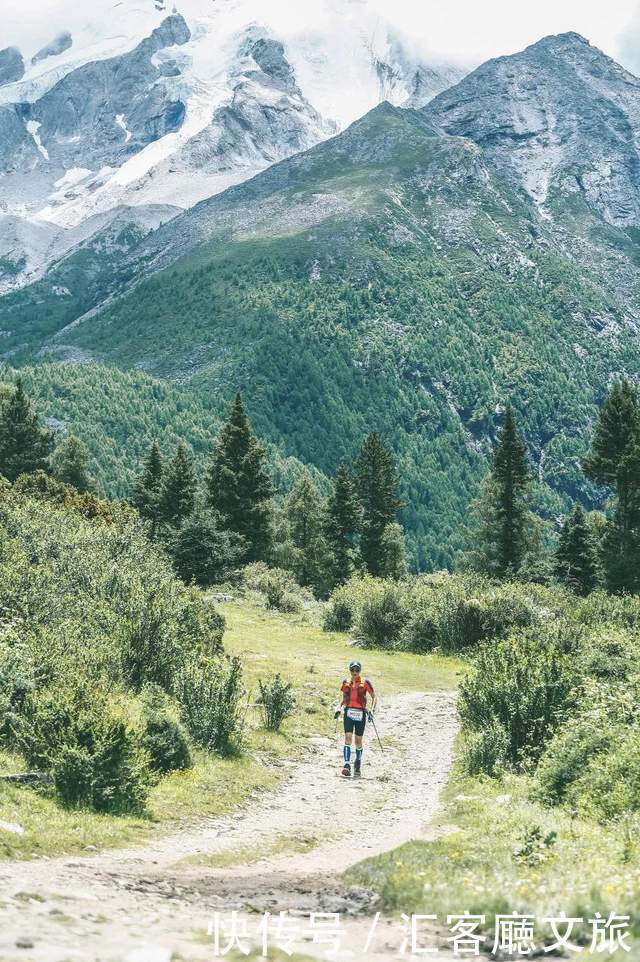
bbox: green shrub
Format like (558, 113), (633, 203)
(178, 656), (245, 757)
(536, 715), (619, 807)
(0, 636), (35, 746)
(578, 626), (639, 681)
(0, 492), (224, 696)
(323, 585), (357, 632)
(536, 686), (640, 808)
(574, 590), (640, 631)
(463, 720), (509, 776)
(139, 687), (192, 774)
(356, 581), (410, 649)
(458, 627), (579, 771)
(403, 600), (439, 652)
(577, 730), (640, 821)
(14, 688), (151, 813)
(256, 674), (296, 731)
(243, 563), (306, 613)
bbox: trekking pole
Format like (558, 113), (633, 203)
(369, 712), (384, 753)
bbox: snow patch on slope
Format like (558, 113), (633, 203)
(26, 120), (49, 160)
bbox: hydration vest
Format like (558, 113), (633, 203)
(341, 677), (374, 710)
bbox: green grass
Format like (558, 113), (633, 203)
(0, 600), (461, 860)
(346, 760), (640, 956)
(182, 829), (329, 868)
(220, 599), (463, 721)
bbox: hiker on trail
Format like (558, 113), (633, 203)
(334, 659), (377, 778)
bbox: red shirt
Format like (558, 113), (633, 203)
(341, 676), (374, 710)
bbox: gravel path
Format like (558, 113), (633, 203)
(0, 690), (459, 961)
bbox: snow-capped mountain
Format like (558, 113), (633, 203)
(0, 0), (462, 291)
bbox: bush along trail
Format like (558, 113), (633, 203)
(0, 600), (459, 962)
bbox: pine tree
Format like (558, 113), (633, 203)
(325, 464), (361, 586)
(133, 441), (164, 526)
(158, 443), (197, 528)
(583, 381), (640, 593)
(464, 405), (533, 578)
(355, 433), (403, 576)
(554, 504), (600, 595)
(603, 443), (640, 594)
(0, 378), (54, 482)
(206, 394), (273, 562)
(378, 522), (408, 579)
(284, 471), (330, 593)
(583, 380), (640, 485)
(51, 435), (95, 493)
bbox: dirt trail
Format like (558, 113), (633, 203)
(0, 690), (458, 962)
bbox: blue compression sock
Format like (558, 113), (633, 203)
(356, 747), (363, 766)
(343, 744), (351, 763)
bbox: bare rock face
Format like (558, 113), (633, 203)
(180, 30), (335, 176)
(0, 47), (24, 86)
(424, 32), (640, 226)
(22, 15), (190, 172)
(0, 14), (190, 187)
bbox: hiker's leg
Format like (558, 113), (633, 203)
(354, 722), (365, 771)
(343, 716), (354, 764)
(344, 730), (353, 763)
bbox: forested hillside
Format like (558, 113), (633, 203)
(0, 363), (317, 501)
(3, 39), (640, 566)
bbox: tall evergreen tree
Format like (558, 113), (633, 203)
(325, 464), (361, 586)
(603, 443), (640, 594)
(206, 394), (273, 562)
(464, 405), (533, 578)
(51, 435), (95, 493)
(355, 432), (402, 576)
(583, 380), (640, 485)
(583, 381), (640, 593)
(378, 522), (408, 580)
(284, 471), (330, 593)
(158, 443), (197, 528)
(0, 378), (54, 482)
(133, 441), (164, 526)
(555, 504), (600, 595)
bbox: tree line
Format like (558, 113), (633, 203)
(0, 380), (407, 594)
(131, 393), (406, 593)
(0, 373), (637, 597)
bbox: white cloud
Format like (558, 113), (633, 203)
(4, 0), (640, 74)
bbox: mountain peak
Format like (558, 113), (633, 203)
(423, 32), (640, 225)
(531, 31), (590, 50)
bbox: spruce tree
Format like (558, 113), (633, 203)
(464, 405), (533, 578)
(604, 443), (640, 594)
(355, 433), (402, 576)
(133, 441), (164, 526)
(325, 464), (361, 586)
(583, 380), (640, 485)
(206, 394), (273, 562)
(51, 435), (95, 493)
(378, 522), (408, 580)
(583, 381), (640, 593)
(284, 471), (330, 593)
(554, 504), (600, 595)
(0, 378), (54, 482)
(158, 443), (197, 528)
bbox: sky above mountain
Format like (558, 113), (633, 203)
(5, 0), (640, 75)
